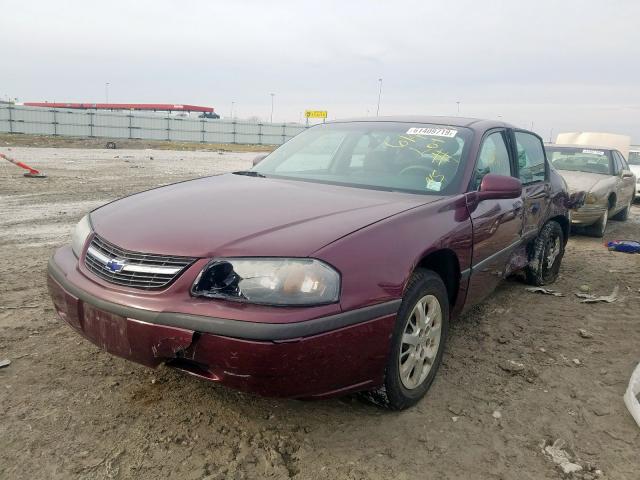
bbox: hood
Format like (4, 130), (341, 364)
(556, 170), (611, 193)
(91, 174), (441, 257)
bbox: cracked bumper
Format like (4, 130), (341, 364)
(47, 248), (398, 399)
(570, 205), (606, 225)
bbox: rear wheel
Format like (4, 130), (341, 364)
(525, 220), (565, 286)
(362, 269), (449, 410)
(585, 208), (608, 237)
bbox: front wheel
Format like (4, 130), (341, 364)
(362, 269), (449, 410)
(585, 208), (608, 237)
(611, 199), (631, 221)
(525, 220), (565, 286)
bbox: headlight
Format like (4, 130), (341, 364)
(584, 192), (601, 204)
(71, 214), (93, 258)
(191, 258), (340, 306)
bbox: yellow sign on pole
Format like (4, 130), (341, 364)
(304, 110), (328, 119)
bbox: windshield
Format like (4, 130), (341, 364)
(252, 122), (473, 195)
(545, 147), (612, 175)
(629, 151), (640, 166)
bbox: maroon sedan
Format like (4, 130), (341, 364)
(48, 117), (570, 409)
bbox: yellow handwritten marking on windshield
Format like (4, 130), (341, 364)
(432, 150), (458, 166)
(408, 147), (433, 158)
(383, 136), (445, 152)
(426, 170), (445, 183)
(425, 138), (445, 149)
(384, 135), (416, 148)
(381, 134), (457, 188)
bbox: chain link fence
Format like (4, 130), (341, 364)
(0, 104), (306, 145)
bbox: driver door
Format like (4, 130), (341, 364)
(466, 129), (524, 303)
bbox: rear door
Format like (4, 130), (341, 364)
(467, 129), (524, 302)
(613, 151), (635, 207)
(512, 131), (550, 241)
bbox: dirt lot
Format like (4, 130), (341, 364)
(0, 133), (276, 152)
(1, 145), (639, 480)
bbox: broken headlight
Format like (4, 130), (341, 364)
(191, 258), (340, 306)
(71, 214), (93, 258)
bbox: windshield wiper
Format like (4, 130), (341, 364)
(233, 170), (267, 178)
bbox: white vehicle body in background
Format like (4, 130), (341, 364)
(628, 149), (640, 197)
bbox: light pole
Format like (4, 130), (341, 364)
(269, 93), (275, 123)
(231, 101), (235, 119)
(456, 101), (460, 114)
(376, 78), (383, 116)
(105, 82), (110, 104)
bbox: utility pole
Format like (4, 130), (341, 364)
(270, 93), (275, 123)
(231, 101), (235, 119)
(376, 78), (383, 116)
(456, 101), (460, 114)
(105, 82), (110, 104)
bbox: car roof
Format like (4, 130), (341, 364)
(545, 143), (616, 152)
(326, 115), (518, 132)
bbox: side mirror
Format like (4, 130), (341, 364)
(622, 170), (635, 179)
(252, 154), (268, 167)
(478, 174), (522, 200)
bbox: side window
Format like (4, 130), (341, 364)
(622, 156), (630, 170)
(615, 152), (629, 171)
(473, 131), (512, 189)
(515, 132), (546, 184)
(612, 153), (623, 175)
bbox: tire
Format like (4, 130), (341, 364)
(362, 269), (449, 410)
(611, 199), (631, 221)
(525, 220), (565, 286)
(585, 208), (608, 237)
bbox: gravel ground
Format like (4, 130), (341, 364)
(1, 146), (639, 480)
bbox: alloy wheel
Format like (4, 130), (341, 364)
(398, 294), (443, 390)
(544, 233), (561, 272)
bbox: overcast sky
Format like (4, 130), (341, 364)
(2, 0), (639, 141)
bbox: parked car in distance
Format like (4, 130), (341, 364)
(48, 117), (570, 410)
(199, 112), (220, 119)
(629, 149), (640, 199)
(545, 144), (636, 236)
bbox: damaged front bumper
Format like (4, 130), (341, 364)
(569, 204), (607, 225)
(47, 247), (399, 399)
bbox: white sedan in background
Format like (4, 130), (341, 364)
(629, 149), (640, 198)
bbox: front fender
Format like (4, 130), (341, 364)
(313, 195), (473, 314)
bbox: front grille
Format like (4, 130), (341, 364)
(84, 235), (196, 290)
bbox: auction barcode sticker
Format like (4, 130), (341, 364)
(582, 149), (605, 156)
(406, 127), (458, 137)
